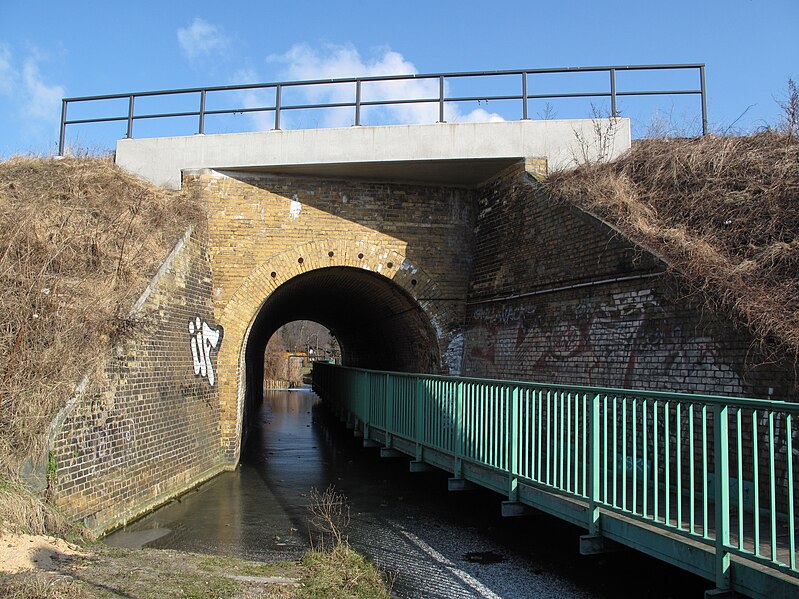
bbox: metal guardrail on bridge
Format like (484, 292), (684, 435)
(58, 63), (708, 155)
(312, 362), (797, 599)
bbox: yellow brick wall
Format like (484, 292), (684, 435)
(185, 169), (478, 462)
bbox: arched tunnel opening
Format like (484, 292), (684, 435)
(242, 266), (441, 445)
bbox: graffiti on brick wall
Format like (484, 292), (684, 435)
(189, 317), (223, 386)
(463, 289), (742, 393)
(69, 406), (137, 482)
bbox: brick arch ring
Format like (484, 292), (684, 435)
(214, 238), (447, 464)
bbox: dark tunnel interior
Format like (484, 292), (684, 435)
(242, 266), (441, 439)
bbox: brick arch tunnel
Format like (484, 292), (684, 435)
(242, 266), (441, 436)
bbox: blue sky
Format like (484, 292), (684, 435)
(1, 0), (797, 156)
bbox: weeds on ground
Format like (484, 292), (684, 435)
(0, 476), (84, 539)
(0, 571), (95, 599)
(302, 486), (390, 598)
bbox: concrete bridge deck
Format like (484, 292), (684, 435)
(115, 119), (631, 189)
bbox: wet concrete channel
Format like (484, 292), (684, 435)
(105, 388), (711, 598)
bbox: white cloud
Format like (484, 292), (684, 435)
(0, 44), (17, 95)
(21, 58), (64, 120)
(262, 43), (504, 130)
(0, 47), (64, 124)
(177, 18), (229, 61)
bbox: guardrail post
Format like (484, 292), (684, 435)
(700, 65), (708, 136)
(358, 370), (369, 427)
(609, 69), (617, 118)
(589, 393), (601, 535)
(713, 404), (731, 591)
(198, 90), (206, 134)
(274, 85), (282, 131)
(385, 373), (393, 448)
(416, 376), (425, 460)
(58, 99), (67, 156)
(579, 392), (608, 555)
(437, 75), (446, 123)
(509, 386), (520, 501)
(355, 80), (362, 126)
(126, 96), (135, 139)
(455, 381), (464, 478)
(521, 72), (529, 120)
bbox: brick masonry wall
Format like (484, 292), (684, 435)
(48, 227), (226, 534)
(183, 169), (477, 462)
(462, 164), (798, 515)
(463, 162), (798, 402)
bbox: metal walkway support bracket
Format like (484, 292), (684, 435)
(579, 534), (624, 555)
(380, 448), (403, 459)
(704, 589), (739, 599)
(410, 460), (434, 473)
(448, 478), (478, 491)
(501, 501), (539, 518)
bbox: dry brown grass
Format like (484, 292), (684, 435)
(0, 479), (78, 538)
(0, 155), (202, 491)
(545, 132), (799, 371)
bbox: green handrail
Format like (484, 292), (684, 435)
(312, 363), (798, 597)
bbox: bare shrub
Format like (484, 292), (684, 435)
(777, 78), (799, 138)
(307, 485), (351, 550)
(571, 104), (623, 166)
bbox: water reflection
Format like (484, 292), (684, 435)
(104, 388), (707, 598)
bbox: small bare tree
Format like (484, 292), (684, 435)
(571, 104), (622, 166)
(308, 485), (351, 550)
(777, 78), (799, 138)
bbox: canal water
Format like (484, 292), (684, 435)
(104, 388), (710, 598)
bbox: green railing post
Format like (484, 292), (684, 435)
(589, 393), (601, 535)
(509, 386), (520, 501)
(455, 381), (464, 478)
(361, 370), (371, 440)
(416, 376), (425, 461)
(385, 373), (394, 448)
(357, 370), (367, 426)
(713, 404), (731, 590)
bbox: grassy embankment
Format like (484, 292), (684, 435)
(546, 131), (799, 368)
(0, 156), (390, 598)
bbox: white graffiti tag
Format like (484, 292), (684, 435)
(189, 317), (223, 386)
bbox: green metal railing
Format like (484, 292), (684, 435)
(312, 363), (798, 598)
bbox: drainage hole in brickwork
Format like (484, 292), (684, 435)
(358, 253), (364, 259)
(270, 271), (277, 278)
(328, 251), (334, 257)
(387, 262), (393, 268)
(411, 279), (418, 286)
(298, 257), (304, 264)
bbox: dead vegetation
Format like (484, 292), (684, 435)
(0, 155), (202, 532)
(545, 131), (799, 370)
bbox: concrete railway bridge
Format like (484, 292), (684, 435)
(46, 66), (797, 598)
